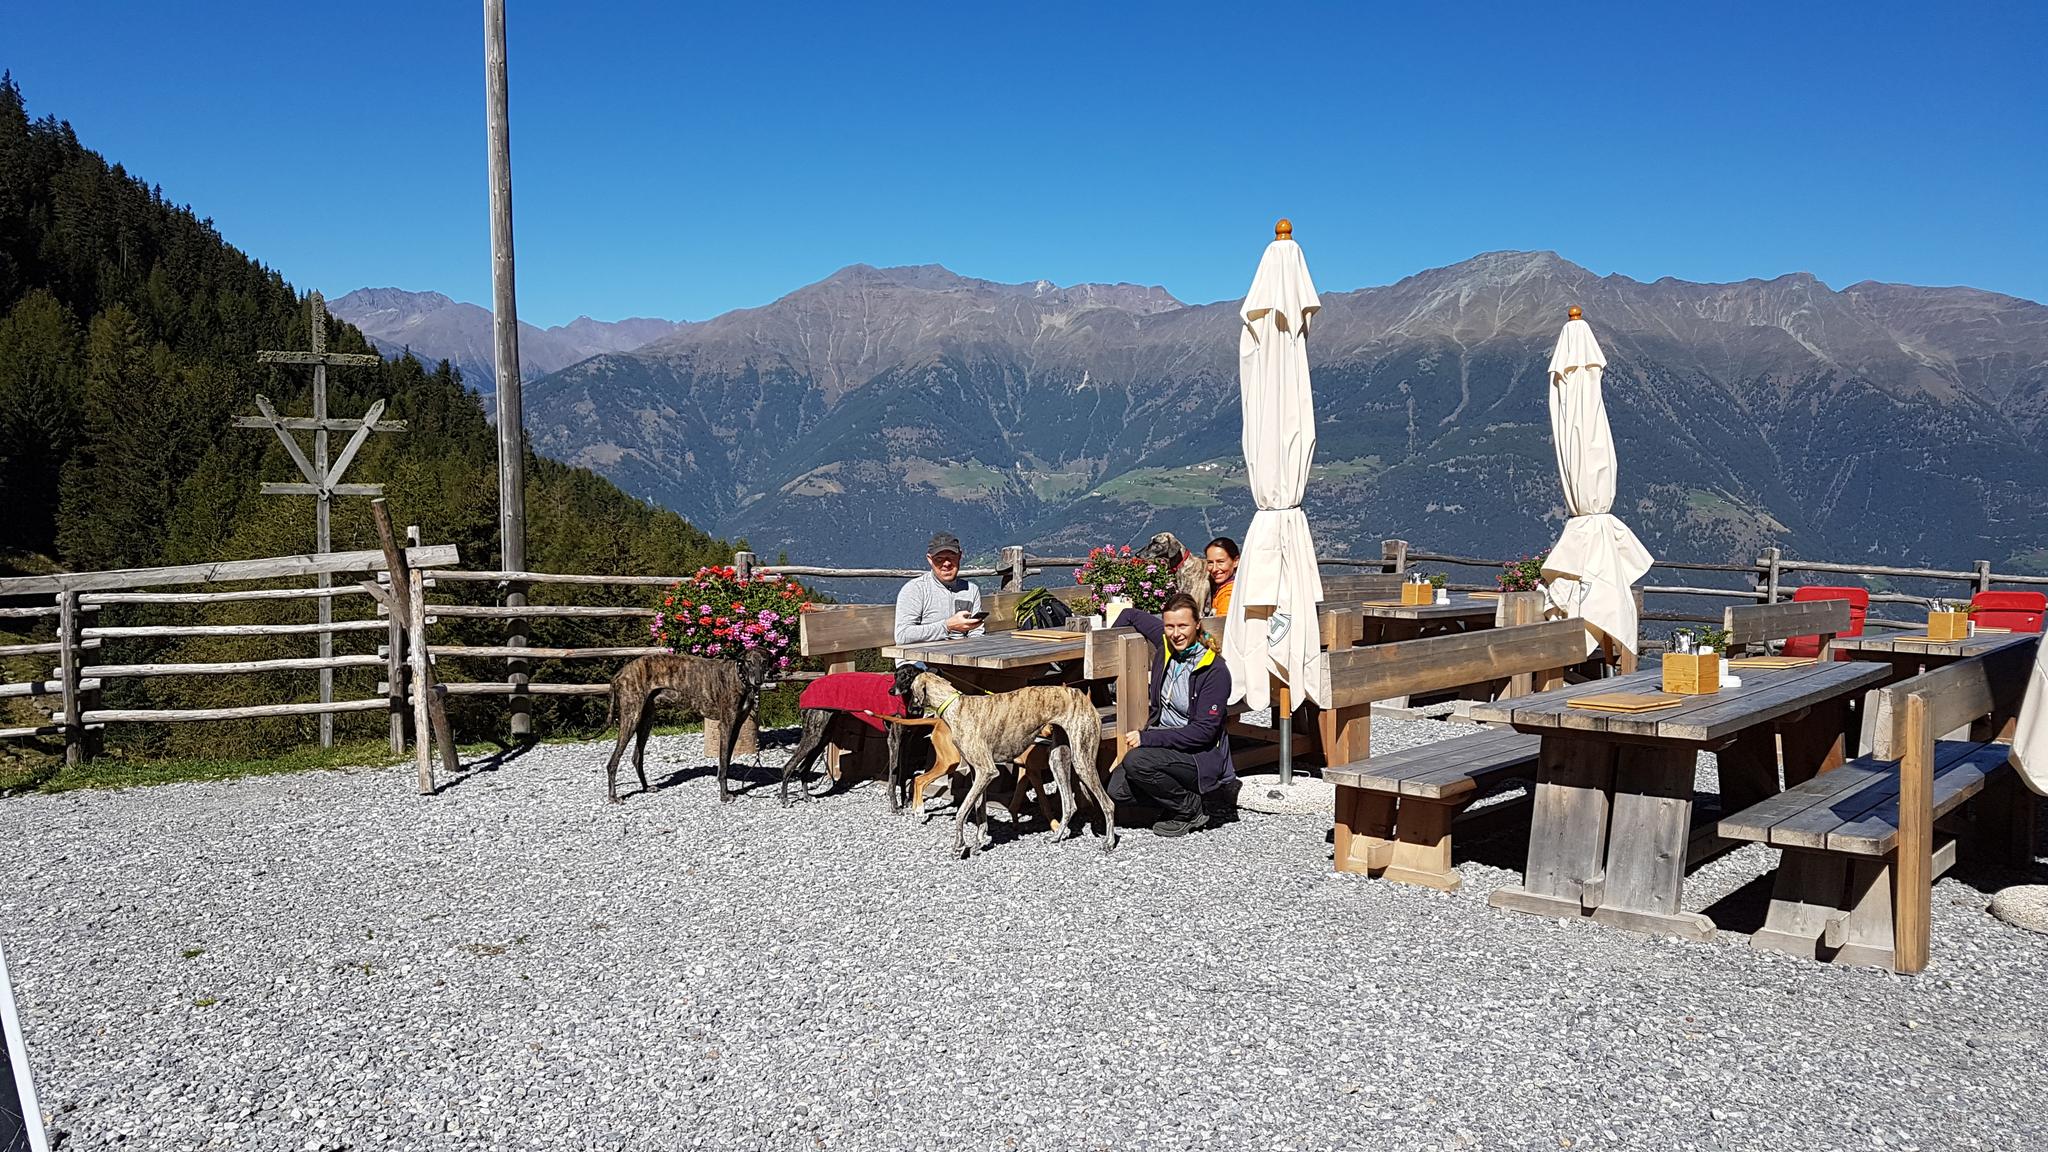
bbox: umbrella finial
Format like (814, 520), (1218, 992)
(1568, 305), (1582, 321)
(1274, 218), (1293, 241)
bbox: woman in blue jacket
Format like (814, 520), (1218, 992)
(1109, 591), (1236, 836)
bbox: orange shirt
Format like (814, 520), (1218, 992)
(1209, 580), (1233, 616)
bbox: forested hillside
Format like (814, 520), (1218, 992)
(0, 75), (735, 757)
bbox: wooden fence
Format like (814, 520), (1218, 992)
(6, 535), (2046, 767)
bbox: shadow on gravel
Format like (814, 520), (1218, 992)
(1698, 873), (1775, 935)
(429, 736), (541, 795)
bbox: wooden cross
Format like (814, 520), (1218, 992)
(232, 291), (402, 746)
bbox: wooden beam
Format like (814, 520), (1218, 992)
(325, 399), (386, 484)
(0, 544), (459, 596)
(255, 350), (382, 367)
(251, 395), (325, 486)
(79, 654), (388, 679)
(82, 698), (389, 724)
(230, 416), (407, 433)
(260, 482), (386, 497)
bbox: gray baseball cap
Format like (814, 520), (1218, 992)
(926, 531), (962, 556)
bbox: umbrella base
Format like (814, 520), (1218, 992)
(1233, 772), (1334, 815)
(1990, 885), (2048, 935)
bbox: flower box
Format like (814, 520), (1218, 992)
(1661, 652), (1721, 695)
(1928, 610), (1969, 642)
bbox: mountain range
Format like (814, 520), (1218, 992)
(420, 254), (2048, 573)
(329, 287), (687, 391)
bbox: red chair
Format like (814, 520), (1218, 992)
(1968, 590), (2046, 634)
(1782, 585), (1868, 659)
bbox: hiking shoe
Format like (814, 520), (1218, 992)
(1151, 810), (1210, 838)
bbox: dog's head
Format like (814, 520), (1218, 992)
(1135, 531), (1189, 568)
(889, 662), (924, 702)
(738, 646), (777, 694)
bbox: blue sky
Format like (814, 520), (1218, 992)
(9, 2), (2044, 326)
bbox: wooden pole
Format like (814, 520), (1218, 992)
(485, 0), (530, 741)
(1381, 538), (1409, 574)
(1000, 545), (1025, 592)
(310, 292), (335, 748)
(371, 500), (459, 792)
(57, 591), (82, 765)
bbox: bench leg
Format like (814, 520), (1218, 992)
(1382, 798), (1461, 891)
(1823, 856), (1898, 971)
(1751, 848), (1850, 960)
(1491, 738), (1614, 921)
(1333, 784), (1394, 875)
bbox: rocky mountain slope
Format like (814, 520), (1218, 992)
(522, 254), (2048, 572)
(330, 287), (687, 392)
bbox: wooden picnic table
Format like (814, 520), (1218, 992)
(1357, 593), (1503, 707)
(1471, 660), (1890, 941)
(1357, 593), (1502, 630)
(882, 630), (1087, 675)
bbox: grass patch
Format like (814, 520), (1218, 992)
(181, 948), (205, 960)
(0, 738), (405, 797)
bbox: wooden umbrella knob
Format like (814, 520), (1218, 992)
(1275, 218), (1293, 241)
(1568, 305), (1582, 320)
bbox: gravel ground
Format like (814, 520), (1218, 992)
(5, 717), (2047, 1152)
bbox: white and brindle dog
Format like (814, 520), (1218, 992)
(1135, 531), (1211, 608)
(892, 666), (1119, 857)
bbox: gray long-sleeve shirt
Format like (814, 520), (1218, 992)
(894, 572), (983, 647)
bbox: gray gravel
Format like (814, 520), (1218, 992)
(5, 718), (2048, 1151)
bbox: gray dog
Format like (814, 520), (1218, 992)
(1135, 531), (1211, 608)
(602, 648), (776, 803)
(891, 665), (1117, 857)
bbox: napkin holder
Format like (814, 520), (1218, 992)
(1400, 582), (1433, 606)
(1927, 611), (1969, 642)
(1661, 652), (1720, 695)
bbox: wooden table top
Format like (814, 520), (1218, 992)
(1832, 629), (2037, 660)
(882, 630), (1087, 671)
(1357, 594), (1501, 622)
(1468, 661), (1889, 744)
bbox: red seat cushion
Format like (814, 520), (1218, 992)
(1782, 586), (1868, 659)
(1969, 590), (2047, 634)
(797, 671), (905, 731)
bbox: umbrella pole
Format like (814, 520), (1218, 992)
(1275, 681), (1294, 785)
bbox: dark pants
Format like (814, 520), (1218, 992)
(1110, 745), (1203, 821)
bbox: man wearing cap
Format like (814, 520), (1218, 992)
(894, 531), (985, 648)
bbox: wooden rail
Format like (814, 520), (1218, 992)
(7, 532), (2044, 770)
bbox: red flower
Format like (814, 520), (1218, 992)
(731, 601), (744, 612)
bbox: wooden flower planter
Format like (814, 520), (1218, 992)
(1661, 652), (1721, 695)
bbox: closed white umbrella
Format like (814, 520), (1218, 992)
(1541, 307), (1654, 656)
(2013, 638), (2048, 795)
(1224, 220), (1328, 721)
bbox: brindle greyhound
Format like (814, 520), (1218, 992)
(1135, 531), (1211, 608)
(891, 665), (1118, 857)
(602, 647), (776, 803)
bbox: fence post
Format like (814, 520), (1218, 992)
(384, 570), (408, 755)
(1000, 545), (1025, 592)
(1380, 539), (1409, 574)
(56, 590), (84, 766)
(1975, 560), (1993, 594)
(1763, 546), (1782, 604)
(734, 551), (756, 582)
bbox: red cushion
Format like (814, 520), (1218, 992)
(797, 671), (905, 731)
(1970, 590), (2047, 634)
(1782, 586), (1868, 659)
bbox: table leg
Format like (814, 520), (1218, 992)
(1780, 697), (1849, 786)
(1590, 746), (1718, 941)
(1718, 728), (1780, 814)
(1489, 737), (1614, 920)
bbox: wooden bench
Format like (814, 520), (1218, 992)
(1724, 598), (1852, 657)
(1718, 639), (2038, 972)
(1324, 618), (1587, 890)
(1316, 571), (1405, 603)
(795, 605), (898, 782)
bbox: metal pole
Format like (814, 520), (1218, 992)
(310, 292), (334, 748)
(485, 0), (530, 740)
